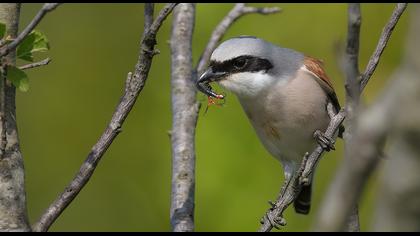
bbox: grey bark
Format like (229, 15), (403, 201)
(0, 3), (31, 232)
(372, 4), (420, 231)
(342, 3), (361, 232)
(169, 3), (199, 232)
(144, 3), (154, 31)
(32, 3), (177, 232)
(313, 3), (408, 232)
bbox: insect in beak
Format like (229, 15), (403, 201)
(196, 67), (226, 99)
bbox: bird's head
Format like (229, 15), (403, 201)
(197, 36), (303, 99)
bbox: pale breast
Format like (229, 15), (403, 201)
(239, 69), (331, 168)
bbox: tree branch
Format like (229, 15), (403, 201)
(0, 3), (31, 232)
(32, 3), (177, 232)
(314, 3), (408, 232)
(344, 3), (361, 105)
(359, 3), (407, 91)
(196, 3), (280, 74)
(259, 3), (407, 232)
(0, 3), (60, 58)
(372, 8), (420, 228)
(342, 3), (362, 232)
(19, 57), (51, 70)
(169, 3), (199, 232)
(144, 3), (154, 31)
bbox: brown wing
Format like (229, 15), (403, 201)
(303, 56), (344, 138)
(303, 56), (341, 113)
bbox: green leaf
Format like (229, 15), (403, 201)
(7, 65), (29, 92)
(16, 30), (49, 62)
(0, 22), (5, 39)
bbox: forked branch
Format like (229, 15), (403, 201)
(32, 3), (177, 232)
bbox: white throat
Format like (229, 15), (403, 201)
(218, 72), (282, 99)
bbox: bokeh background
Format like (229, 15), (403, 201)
(17, 3), (409, 232)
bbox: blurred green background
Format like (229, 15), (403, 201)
(16, 3), (409, 232)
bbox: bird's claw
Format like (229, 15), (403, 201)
(260, 200), (286, 229)
(313, 130), (335, 151)
(268, 200), (276, 210)
(264, 212), (287, 229)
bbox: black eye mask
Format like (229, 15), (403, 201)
(210, 55), (273, 74)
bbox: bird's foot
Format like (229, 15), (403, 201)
(268, 200), (277, 210)
(313, 130), (335, 151)
(260, 200), (287, 229)
(260, 211), (287, 229)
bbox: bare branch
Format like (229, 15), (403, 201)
(0, 3), (31, 232)
(169, 4), (199, 232)
(314, 3), (408, 232)
(19, 57), (51, 70)
(32, 3), (177, 232)
(344, 207), (360, 232)
(259, 3), (407, 232)
(144, 3), (154, 31)
(342, 3), (362, 232)
(0, 3), (60, 58)
(372, 12), (420, 228)
(196, 3), (280, 74)
(359, 3), (407, 91)
(344, 3), (361, 105)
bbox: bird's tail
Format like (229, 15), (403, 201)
(294, 183), (312, 215)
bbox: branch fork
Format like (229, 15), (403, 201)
(32, 3), (177, 232)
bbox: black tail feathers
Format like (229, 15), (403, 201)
(294, 184), (312, 215)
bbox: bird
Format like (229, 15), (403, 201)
(196, 36), (343, 215)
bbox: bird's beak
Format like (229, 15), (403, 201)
(196, 67), (226, 98)
(198, 67), (227, 83)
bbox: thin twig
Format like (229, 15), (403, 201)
(359, 3), (408, 91)
(196, 3), (280, 74)
(259, 3), (407, 232)
(0, 3), (60, 58)
(19, 57), (51, 70)
(32, 3), (177, 232)
(169, 4), (199, 232)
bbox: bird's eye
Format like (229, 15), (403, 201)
(233, 58), (247, 69)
